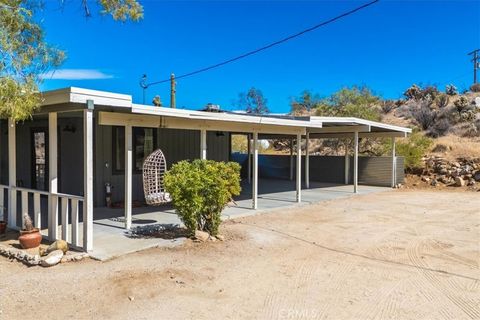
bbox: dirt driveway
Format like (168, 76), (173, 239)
(1, 190), (479, 320)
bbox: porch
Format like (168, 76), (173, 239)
(89, 179), (389, 260)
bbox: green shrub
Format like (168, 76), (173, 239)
(395, 132), (433, 170)
(164, 160), (241, 236)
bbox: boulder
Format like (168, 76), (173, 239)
(421, 176), (430, 183)
(474, 171), (480, 182)
(194, 230), (210, 242)
(455, 177), (465, 187)
(43, 240), (69, 256)
(40, 250), (64, 267)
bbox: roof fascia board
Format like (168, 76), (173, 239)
(98, 111), (306, 135)
(131, 104), (317, 129)
(311, 116), (411, 133)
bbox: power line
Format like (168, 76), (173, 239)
(142, 0), (380, 88)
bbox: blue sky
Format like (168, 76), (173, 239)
(39, 0), (480, 113)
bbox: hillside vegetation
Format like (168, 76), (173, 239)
(287, 84), (480, 169)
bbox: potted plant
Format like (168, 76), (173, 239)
(18, 214), (42, 249)
(0, 206), (6, 234)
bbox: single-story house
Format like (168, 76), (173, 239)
(0, 87), (411, 252)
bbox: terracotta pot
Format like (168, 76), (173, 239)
(18, 228), (42, 249)
(0, 221), (6, 234)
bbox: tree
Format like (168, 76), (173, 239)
(290, 90), (320, 115)
(237, 87), (269, 114)
(0, 0), (143, 121)
(315, 86), (381, 121)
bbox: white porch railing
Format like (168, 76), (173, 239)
(0, 185), (86, 251)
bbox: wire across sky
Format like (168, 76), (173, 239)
(142, 0), (380, 88)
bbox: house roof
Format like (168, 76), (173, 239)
(40, 87), (412, 137)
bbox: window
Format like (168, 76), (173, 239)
(112, 127), (157, 174)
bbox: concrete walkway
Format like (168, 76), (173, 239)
(89, 180), (390, 260)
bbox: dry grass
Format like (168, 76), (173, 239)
(430, 135), (480, 160)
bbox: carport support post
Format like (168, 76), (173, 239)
(200, 129), (207, 160)
(353, 131), (359, 194)
(83, 103), (94, 251)
(7, 118), (16, 228)
(296, 133), (302, 203)
(124, 124), (133, 230)
(305, 132), (310, 189)
(252, 132), (258, 209)
(391, 137), (396, 188)
(247, 134), (251, 184)
(289, 139), (294, 181)
(48, 112), (58, 238)
(344, 140), (349, 185)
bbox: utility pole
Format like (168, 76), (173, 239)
(140, 74), (148, 104)
(170, 73), (176, 108)
(468, 49), (480, 84)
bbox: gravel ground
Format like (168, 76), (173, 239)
(1, 190), (478, 320)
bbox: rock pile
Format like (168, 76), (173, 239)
(421, 156), (480, 187)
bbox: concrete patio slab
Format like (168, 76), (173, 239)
(88, 179), (390, 260)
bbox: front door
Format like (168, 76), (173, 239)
(31, 128), (48, 191)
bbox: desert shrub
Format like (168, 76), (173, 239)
(381, 100), (396, 114)
(428, 117), (451, 137)
(435, 94), (449, 109)
(470, 83), (480, 93)
(404, 84), (439, 101)
(454, 96), (470, 115)
(459, 120), (480, 137)
(404, 84), (422, 100)
(164, 160), (241, 236)
(395, 132), (433, 169)
(445, 84), (458, 95)
(412, 102), (437, 130)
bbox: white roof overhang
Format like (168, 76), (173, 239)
(36, 87), (412, 137)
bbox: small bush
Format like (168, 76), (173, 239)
(470, 83), (480, 93)
(395, 132), (433, 169)
(428, 117), (451, 138)
(454, 96), (470, 115)
(435, 94), (449, 109)
(164, 160), (241, 236)
(412, 102), (437, 130)
(404, 84), (422, 100)
(381, 100), (396, 114)
(445, 84), (458, 95)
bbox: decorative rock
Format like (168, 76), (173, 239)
(474, 171), (480, 182)
(430, 179), (438, 187)
(40, 250), (64, 267)
(421, 176), (430, 182)
(216, 235), (225, 241)
(43, 240), (69, 256)
(455, 177), (465, 187)
(194, 230), (210, 242)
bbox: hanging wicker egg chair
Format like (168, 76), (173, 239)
(143, 149), (171, 205)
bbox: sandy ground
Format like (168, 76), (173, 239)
(1, 190), (479, 320)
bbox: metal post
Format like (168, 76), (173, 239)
(353, 131), (359, 194)
(83, 104), (94, 251)
(391, 137), (396, 188)
(252, 132), (258, 209)
(200, 129), (207, 160)
(344, 140), (349, 185)
(247, 134), (251, 184)
(7, 118), (16, 228)
(296, 133), (302, 203)
(48, 113), (58, 238)
(124, 125), (133, 230)
(289, 138), (294, 181)
(305, 132), (310, 189)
